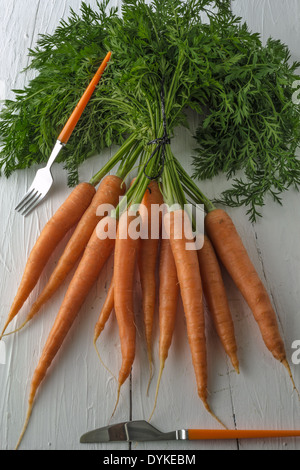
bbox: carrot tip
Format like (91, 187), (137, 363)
(148, 359), (165, 423)
(93, 339), (116, 381)
(282, 359), (300, 400)
(203, 401), (227, 429)
(0, 323), (9, 340)
(232, 361), (240, 374)
(146, 351), (154, 397)
(2, 319), (29, 338)
(110, 384), (121, 422)
(15, 401), (34, 450)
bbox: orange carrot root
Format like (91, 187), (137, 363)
(2, 319), (30, 338)
(149, 237), (179, 419)
(0, 182), (96, 340)
(94, 278), (115, 344)
(15, 217), (115, 449)
(138, 181), (164, 393)
(165, 209), (222, 423)
(110, 384), (121, 423)
(281, 359), (300, 400)
(10, 176), (126, 337)
(93, 340), (116, 380)
(202, 400), (228, 430)
(205, 208), (296, 393)
(148, 359), (165, 422)
(15, 400), (34, 450)
(113, 210), (140, 411)
(197, 235), (239, 374)
(146, 360), (154, 397)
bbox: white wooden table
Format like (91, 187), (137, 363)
(1, 0), (300, 452)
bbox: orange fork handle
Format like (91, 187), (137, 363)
(58, 51), (112, 145)
(188, 429), (300, 440)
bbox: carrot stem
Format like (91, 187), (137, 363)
(116, 142), (143, 180)
(114, 146), (157, 218)
(173, 157), (216, 213)
(89, 133), (138, 187)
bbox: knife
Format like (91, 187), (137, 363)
(80, 420), (300, 443)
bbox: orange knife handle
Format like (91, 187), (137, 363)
(188, 429), (300, 440)
(58, 51), (112, 145)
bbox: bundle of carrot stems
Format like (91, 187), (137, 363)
(0, 120), (298, 449)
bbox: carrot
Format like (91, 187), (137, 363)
(7, 175), (125, 336)
(138, 181), (164, 390)
(197, 235), (239, 373)
(94, 277), (115, 345)
(93, 276), (116, 378)
(112, 209), (140, 415)
(92, 178), (137, 347)
(149, 236), (179, 421)
(93, 178), (138, 383)
(205, 208), (298, 395)
(157, 238), (179, 370)
(15, 216), (116, 449)
(0, 182), (96, 340)
(165, 209), (226, 427)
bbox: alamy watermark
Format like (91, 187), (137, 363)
(292, 80), (300, 105)
(95, 198), (205, 251)
(291, 340), (300, 365)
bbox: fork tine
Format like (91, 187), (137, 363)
(18, 190), (39, 215)
(15, 188), (36, 212)
(17, 190), (39, 215)
(22, 192), (44, 217)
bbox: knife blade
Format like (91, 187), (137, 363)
(80, 421), (177, 443)
(80, 420), (300, 443)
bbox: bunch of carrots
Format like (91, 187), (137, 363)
(1, 140), (298, 450)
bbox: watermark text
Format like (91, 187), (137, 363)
(95, 199), (204, 251)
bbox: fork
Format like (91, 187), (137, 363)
(15, 51), (112, 217)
